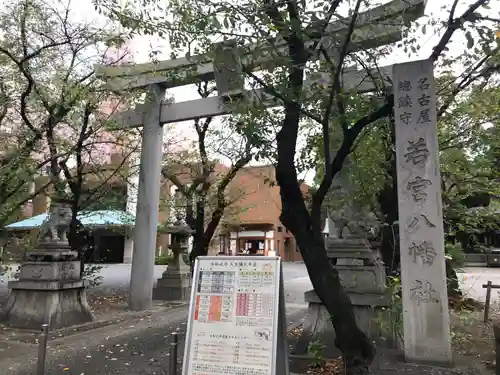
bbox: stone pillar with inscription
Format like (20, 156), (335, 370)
(393, 59), (452, 364)
(1, 202), (93, 329)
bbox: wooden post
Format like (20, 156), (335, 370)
(493, 323), (500, 375)
(484, 280), (493, 323)
(36, 324), (49, 375)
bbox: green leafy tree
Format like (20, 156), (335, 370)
(0, 0), (141, 270)
(162, 83), (261, 265)
(93, 0), (500, 372)
(313, 76), (500, 303)
(441, 88), (500, 251)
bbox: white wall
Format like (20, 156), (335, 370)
(230, 231), (265, 238)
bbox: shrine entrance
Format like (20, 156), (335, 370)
(239, 238), (265, 255)
(95, 0), (424, 309)
(93, 0), (452, 364)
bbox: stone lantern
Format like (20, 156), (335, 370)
(153, 215), (194, 301)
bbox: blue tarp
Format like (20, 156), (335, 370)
(5, 210), (137, 230)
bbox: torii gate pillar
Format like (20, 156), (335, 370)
(129, 84), (166, 311)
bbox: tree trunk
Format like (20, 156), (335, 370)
(377, 118), (400, 276)
(281, 209), (374, 374)
(377, 180), (400, 276)
(276, 127), (374, 373)
(185, 193), (196, 229)
(68, 216), (88, 279)
(446, 259), (462, 301)
(271, 25), (374, 371)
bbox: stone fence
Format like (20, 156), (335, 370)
(463, 253), (488, 267)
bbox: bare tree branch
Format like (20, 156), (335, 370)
(430, 0), (490, 62)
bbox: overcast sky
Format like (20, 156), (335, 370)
(2, 0), (499, 185)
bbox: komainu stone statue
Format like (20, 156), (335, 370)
(40, 202), (72, 243)
(3, 201), (93, 330)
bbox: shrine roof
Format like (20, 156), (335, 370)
(4, 210), (140, 230)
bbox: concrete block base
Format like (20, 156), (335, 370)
(152, 285), (191, 301)
(336, 264), (386, 294)
(293, 290), (391, 357)
(153, 269), (192, 302)
(19, 261), (80, 281)
(1, 280), (94, 329)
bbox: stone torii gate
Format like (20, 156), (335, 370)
(95, 0), (452, 364)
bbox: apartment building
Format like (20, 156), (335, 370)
(138, 161), (307, 262)
(216, 165), (306, 262)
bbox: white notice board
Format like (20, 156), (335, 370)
(182, 256), (284, 375)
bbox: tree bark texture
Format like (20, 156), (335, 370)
(377, 118), (400, 276)
(275, 67), (374, 374)
(377, 169), (400, 276)
(278, 186), (375, 373)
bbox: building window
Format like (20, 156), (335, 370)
(277, 226), (282, 232)
(277, 240), (280, 256)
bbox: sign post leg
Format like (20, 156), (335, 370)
(276, 263), (290, 375)
(484, 280), (493, 323)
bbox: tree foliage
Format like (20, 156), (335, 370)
(92, 0), (500, 372)
(162, 83), (263, 264)
(0, 0), (142, 265)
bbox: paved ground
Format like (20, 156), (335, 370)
(2, 306), (309, 375)
(0, 262), (307, 287)
(0, 262), (310, 329)
(0, 262), (497, 309)
(458, 267), (500, 303)
(0, 262), (496, 306)
(0, 263), (497, 375)
(2, 305), (190, 375)
(0, 262), (311, 375)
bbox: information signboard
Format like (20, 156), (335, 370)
(182, 256), (288, 375)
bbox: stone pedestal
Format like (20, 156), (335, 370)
(153, 251), (192, 302)
(294, 237), (390, 357)
(295, 290), (391, 357)
(123, 238), (134, 264)
(2, 202), (94, 329)
(1, 250), (93, 329)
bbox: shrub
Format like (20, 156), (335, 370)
(445, 242), (465, 268)
(83, 263), (104, 288)
(307, 340), (325, 367)
(155, 255), (173, 265)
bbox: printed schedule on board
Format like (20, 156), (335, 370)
(182, 256), (282, 375)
